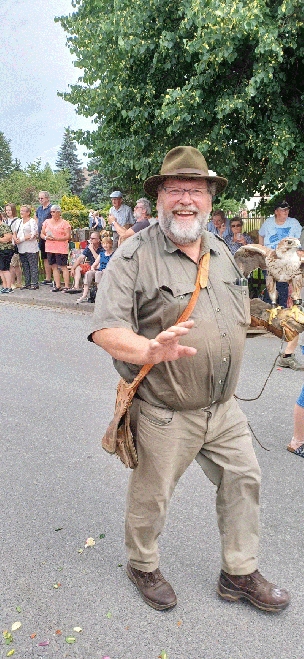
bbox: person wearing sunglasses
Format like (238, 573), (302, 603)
(224, 217), (253, 255)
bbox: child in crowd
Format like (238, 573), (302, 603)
(76, 237), (113, 303)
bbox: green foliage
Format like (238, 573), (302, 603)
(0, 161), (70, 208)
(61, 209), (89, 228)
(57, 0), (304, 201)
(213, 196), (243, 217)
(60, 194), (86, 211)
(56, 127), (85, 195)
(0, 132), (14, 180)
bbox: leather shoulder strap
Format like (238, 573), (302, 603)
(129, 251), (210, 391)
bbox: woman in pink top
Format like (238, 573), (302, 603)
(40, 205), (71, 291)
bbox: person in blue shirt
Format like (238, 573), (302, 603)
(207, 210), (231, 240)
(69, 232), (103, 293)
(259, 200), (303, 370)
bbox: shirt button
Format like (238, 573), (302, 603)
(223, 357), (227, 362)
(219, 379), (222, 384)
(222, 332), (227, 337)
(208, 284), (211, 289)
(216, 308), (220, 312)
(180, 295), (184, 299)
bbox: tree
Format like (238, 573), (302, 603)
(56, 127), (85, 196)
(0, 161), (70, 208)
(0, 132), (13, 180)
(58, 0), (304, 218)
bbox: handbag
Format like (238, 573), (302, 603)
(102, 251), (210, 468)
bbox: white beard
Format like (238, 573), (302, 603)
(158, 203), (210, 245)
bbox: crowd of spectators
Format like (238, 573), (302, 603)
(0, 190), (156, 300)
(1, 190), (290, 303)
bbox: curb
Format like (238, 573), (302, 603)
(0, 291), (94, 313)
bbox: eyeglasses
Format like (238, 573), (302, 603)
(162, 187), (210, 199)
(231, 224), (242, 228)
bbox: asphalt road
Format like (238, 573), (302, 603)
(1, 301), (304, 659)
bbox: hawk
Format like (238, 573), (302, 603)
(234, 237), (304, 311)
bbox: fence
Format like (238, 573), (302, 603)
(240, 213), (264, 234)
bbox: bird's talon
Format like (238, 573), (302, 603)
(267, 305), (281, 323)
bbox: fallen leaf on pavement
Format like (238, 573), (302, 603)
(78, 549), (84, 554)
(99, 533), (105, 539)
(55, 630), (62, 635)
(55, 527), (63, 531)
(177, 621), (182, 626)
(38, 641), (50, 647)
(6, 650), (15, 657)
(85, 537), (95, 548)
(66, 636), (76, 644)
(106, 612), (112, 619)
(73, 627), (82, 633)
(159, 652), (168, 659)
(30, 633), (36, 639)
(11, 623), (21, 632)
(16, 607), (21, 613)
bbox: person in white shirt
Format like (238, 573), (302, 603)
(13, 205), (39, 290)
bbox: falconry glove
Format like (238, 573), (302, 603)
(250, 299), (304, 342)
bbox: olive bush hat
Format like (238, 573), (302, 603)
(143, 146), (228, 198)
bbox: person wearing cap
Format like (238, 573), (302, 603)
(89, 146), (290, 613)
(259, 201), (303, 370)
(108, 191), (134, 250)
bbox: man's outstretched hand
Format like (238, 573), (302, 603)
(145, 321), (196, 364)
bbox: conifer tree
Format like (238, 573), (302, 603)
(56, 127), (85, 196)
(0, 132), (14, 180)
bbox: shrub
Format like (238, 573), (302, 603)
(61, 209), (89, 229)
(60, 194), (86, 212)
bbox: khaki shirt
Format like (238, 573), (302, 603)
(90, 224), (251, 410)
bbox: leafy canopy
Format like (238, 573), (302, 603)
(0, 160), (70, 208)
(58, 0), (304, 200)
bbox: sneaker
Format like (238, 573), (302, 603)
(76, 297), (89, 304)
(20, 285), (31, 290)
(2, 288), (13, 293)
(31, 284), (39, 290)
(41, 280), (52, 285)
(277, 353), (304, 370)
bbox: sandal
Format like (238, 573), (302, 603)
(287, 442), (304, 458)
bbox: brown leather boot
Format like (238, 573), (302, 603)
(126, 562), (177, 610)
(218, 569), (290, 611)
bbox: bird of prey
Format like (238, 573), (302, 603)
(234, 237), (304, 312)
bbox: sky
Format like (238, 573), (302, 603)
(1, 0), (93, 169)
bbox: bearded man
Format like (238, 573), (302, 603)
(89, 146), (290, 613)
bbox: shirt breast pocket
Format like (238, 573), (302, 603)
(159, 282), (194, 329)
(224, 281), (251, 327)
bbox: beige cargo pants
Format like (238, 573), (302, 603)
(126, 396), (261, 575)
